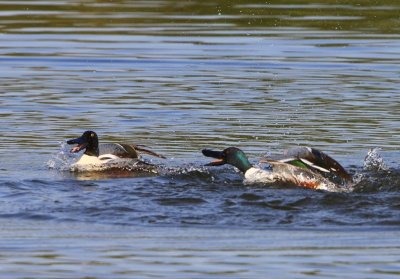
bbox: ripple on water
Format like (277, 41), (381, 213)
(155, 197), (207, 206)
(3, 150), (400, 228)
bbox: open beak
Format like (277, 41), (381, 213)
(202, 149), (226, 166)
(67, 136), (87, 153)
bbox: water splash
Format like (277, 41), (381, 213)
(46, 141), (78, 171)
(363, 148), (388, 172)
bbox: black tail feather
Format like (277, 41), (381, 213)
(132, 145), (166, 159)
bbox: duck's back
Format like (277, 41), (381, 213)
(99, 143), (140, 158)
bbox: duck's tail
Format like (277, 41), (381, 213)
(131, 144), (166, 159)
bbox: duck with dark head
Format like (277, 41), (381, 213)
(67, 131), (165, 172)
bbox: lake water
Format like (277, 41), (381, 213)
(1, 0), (400, 278)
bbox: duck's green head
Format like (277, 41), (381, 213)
(202, 147), (252, 173)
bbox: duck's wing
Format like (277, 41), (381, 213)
(99, 143), (138, 158)
(278, 147), (352, 182)
(99, 143), (166, 159)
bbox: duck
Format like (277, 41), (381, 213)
(67, 131), (165, 172)
(202, 147), (352, 191)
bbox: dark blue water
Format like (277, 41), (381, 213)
(1, 0), (400, 277)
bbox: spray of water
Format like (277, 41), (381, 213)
(46, 141), (79, 171)
(363, 148), (388, 172)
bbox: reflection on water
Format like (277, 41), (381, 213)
(1, 0), (400, 157)
(1, 0), (399, 35)
(1, 0), (400, 278)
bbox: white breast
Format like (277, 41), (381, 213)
(70, 154), (120, 171)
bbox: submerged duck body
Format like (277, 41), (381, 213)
(67, 131), (165, 172)
(202, 147), (352, 192)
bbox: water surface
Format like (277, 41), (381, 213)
(1, 0), (400, 278)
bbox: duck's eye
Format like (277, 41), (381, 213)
(91, 133), (95, 137)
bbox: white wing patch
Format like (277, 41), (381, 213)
(99, 154), (119, 161)
(278, 157), (296, 163)
(300, 158), (330, 173)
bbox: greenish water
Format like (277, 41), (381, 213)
(1, 0), (400, 278)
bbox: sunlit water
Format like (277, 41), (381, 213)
(1, 0), (400, 278)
